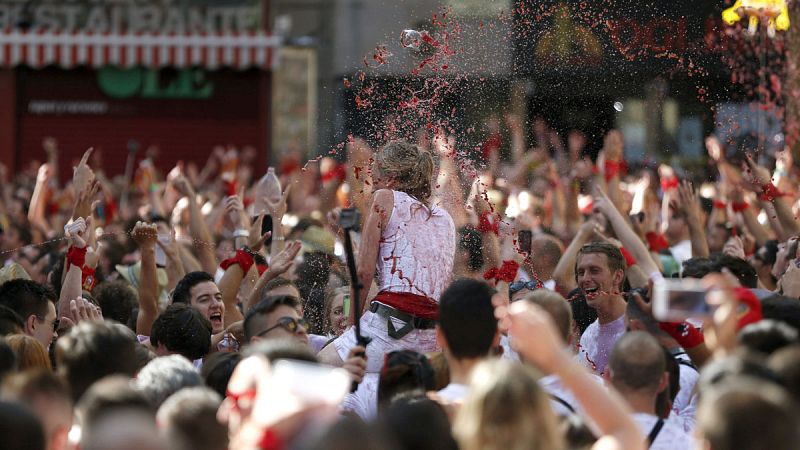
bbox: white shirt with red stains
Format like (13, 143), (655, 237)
(576, 314), (626, 375)
(377, 190), (455, 301)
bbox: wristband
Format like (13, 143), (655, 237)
(81, 266), (97, 292)
(219, 248), (256, 274)
(223, 179), (238, 197)
(660, 176), (679, 191)
(477, 212), (500, 235)
(735, 287), (763, 330)
(272, 237), (286, 242)
(645, 232), (670, 253)
(659, 321), (705, 349)
(483, 260), (520, 283)
(619, 247), (636, 267)
(257, 264), (268, 276)
(604, 160), (621, 182)
(731, 201), (749, 213)
(713, 200), (727, 209)
(66, 246), (87, 269)
(758, 183), (786, 202)
(233, 229), (251, 239)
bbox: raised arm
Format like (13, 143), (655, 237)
(353, 189), (393, 320)
(677, 180), (710, 258)
(593, 186), (661, 276)
(730, 187), (771, 247)
(59, 217), (90, 321)
(173, 175), (218, 274)
(497, 300), (644, 450)
(552, 220), (598, 292)
(745, 155), (800, 238)
(245, 241), (302, 313)
(219, 206), (269, 326)
(132, 222), (160, 337)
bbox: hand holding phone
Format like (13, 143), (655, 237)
(652, 278), (711, 322)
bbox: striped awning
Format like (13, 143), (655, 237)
(0, 30), (281, 70)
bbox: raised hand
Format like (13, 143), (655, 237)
(493, 298), (567, 374)
(742, 154), (773, 189)
(131, 221), (158, 249)
(247, 214), (271, 251)
(72, 148), (95, 193)
(64, 217), (91, 249)
(172, 174), (196, 198)
(267, 240), (302, 277)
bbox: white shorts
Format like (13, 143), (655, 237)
(333, 310), (439, 373)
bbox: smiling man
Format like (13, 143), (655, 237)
(574, 242), (628, 375)
(171, 272), (226, 334)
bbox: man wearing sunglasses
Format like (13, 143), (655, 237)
(244, 295), (309, 346)
(243, 295), (367, 385)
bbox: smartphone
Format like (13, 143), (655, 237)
(518, 230), (532, 255)
(155, 233), (171, 267)
(343, 293), (351, 317)
(652, 278), (711, 322)
(271, 360), (350, 405)
(254, 214), (273, 247)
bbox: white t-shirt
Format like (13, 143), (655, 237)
(670, 240), (692, 268)
(577, 314), (626, 375)
(540, 373), (605, 417)
(671, 352), (699, 432)
(437, 383), (469, 403)
(632, 413), (694, 450)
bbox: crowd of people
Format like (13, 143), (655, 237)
(1, 114), (800, 450)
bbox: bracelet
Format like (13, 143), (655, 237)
(233, 229), (251, 238)
(272, 236), (285, 242)
(483, 260), (520, 283)
(219, 248), (256, 274)
(731, 201), (749, 213)
(66, 246), (87, 269)
(758, 183), (787, 202)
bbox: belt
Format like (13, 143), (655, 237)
(369, 302), (437, 339)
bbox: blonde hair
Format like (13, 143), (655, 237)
(453, 359), (563, 450)
(375, 140), (435, 203)
(6, 334), (52, 372)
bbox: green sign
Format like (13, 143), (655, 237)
(97, 67), (214, 99)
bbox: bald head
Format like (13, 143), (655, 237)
(530, 235), (564, 274)
(609, 332), (665, 393)
(522, 290), (572, 342)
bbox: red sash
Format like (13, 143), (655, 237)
(373, 291), (438, 320)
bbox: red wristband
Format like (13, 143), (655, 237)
(619, 247), (636, 267)
(219, 248), (256, 274)
(477, 212), (499, 235)
(660, 176), (679, 191)
(659, 321), (705, 349)
(66, 246), (87, 269)
(713, 200), (727, 209)
(645, 232), (670, 253)
(731, 201), (749, 213)
(735, 287), (763, 330)
(257, 263), (268, 276)
(81, 267), (97, 292)
(223, 179), (238, 197)
(604, 160), (621, 182)
(483, 260), (520, 284)
(758, 183), (786, 202)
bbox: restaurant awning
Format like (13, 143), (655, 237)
(0, 30), (281, 70)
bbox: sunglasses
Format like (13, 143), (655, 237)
(509, 280), (543, 295)
(255, 317), (308, 337)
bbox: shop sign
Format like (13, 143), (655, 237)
(97, 67), (214, 99)
(0, 0), (261, 34)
